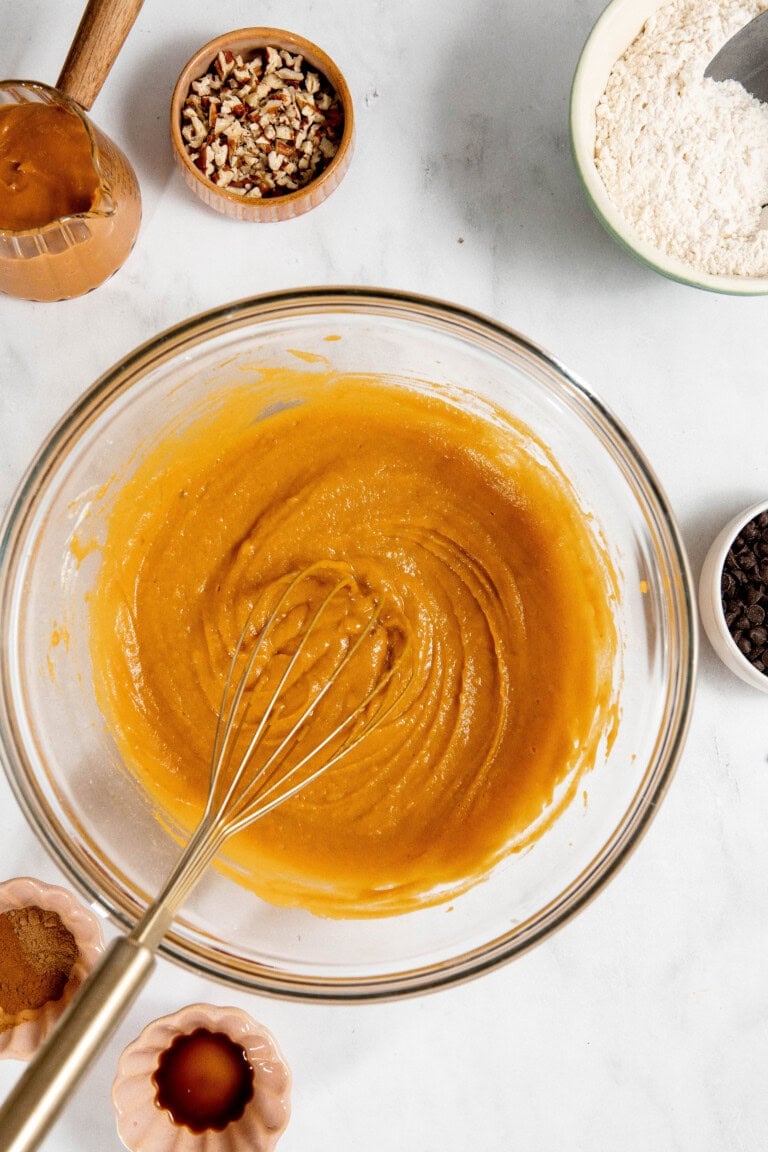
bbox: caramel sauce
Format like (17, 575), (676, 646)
(0, 87), (142, 301)
(0, 102), (100, 230)
(153, 1028), (254, 1133)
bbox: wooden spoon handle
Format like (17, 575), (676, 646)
(56, 0), (145, 110)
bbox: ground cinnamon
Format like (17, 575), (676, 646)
(0, 905), (78, 1031)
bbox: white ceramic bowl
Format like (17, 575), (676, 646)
(699, 500), (768, 693)
(570, 0), (768, 296)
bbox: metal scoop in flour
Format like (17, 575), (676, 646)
(705, 9), (768, 103)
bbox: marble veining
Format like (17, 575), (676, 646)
(1, 2), (767, 1150)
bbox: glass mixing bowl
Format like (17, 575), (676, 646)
(0, 288), (696, 1001)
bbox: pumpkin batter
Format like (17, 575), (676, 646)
(89, 369), (620, 917)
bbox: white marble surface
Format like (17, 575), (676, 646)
(1, 1), (768, 1149)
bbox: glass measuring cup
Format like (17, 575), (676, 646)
(0, 80), (141, 302)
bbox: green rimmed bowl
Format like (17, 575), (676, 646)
(570, 0), (768, 296)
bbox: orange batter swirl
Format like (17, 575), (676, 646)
(89, 369), (620, 917)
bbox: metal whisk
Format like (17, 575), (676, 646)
(0, 562), (412, 1152)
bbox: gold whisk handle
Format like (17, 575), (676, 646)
(0, 935), (155, 1152)
(0, 562), (415, 1151)
(0, 823), (228, 1152)
(131, 817), (229, 951)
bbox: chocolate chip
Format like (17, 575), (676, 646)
(747, 604), (766, 626)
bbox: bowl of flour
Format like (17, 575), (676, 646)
(570, 0), (768, 293)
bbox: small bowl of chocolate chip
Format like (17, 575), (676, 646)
(699, 500), (768, 692)
(170, 28), (354, 222)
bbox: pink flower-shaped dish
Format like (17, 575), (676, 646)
(0, 875), (105, 1060)
(112, 1003), (291, 1152)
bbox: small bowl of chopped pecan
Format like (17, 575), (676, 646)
(699, 500), (768, 693)
(170, 28), (354, 222)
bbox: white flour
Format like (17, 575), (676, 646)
(594, 0), (768, 277)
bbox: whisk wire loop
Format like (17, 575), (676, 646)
(134, 562), (412, 942)
(207, 562), (412, 834)
(225, 600), (410, 833)
(207, 565), (356, 828)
